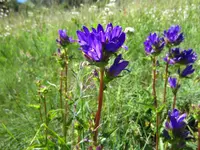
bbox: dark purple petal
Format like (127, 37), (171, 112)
(179, 65), (195, 77)
(83, 26), (90, 35)
(177, 113), (187, 124)
(77, 30), (88, 45)
(168, 77), (177, 89)
(164, 25), (184, 46)
(144, 32), (164, 55)
(108, 54), (129, 77)
(97, 24), (104, 33)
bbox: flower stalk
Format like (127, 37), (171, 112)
(163, 62), (169, 104)
(93, 68), (105, 146)
(63, 48), (68, 143)
(43, 94), (48, 145)
(198, 121), (200, 150)
(172, 93), (177, 110)
(152, 57), (159, 150)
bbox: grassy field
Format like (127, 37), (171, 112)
(0, 0), (200, 149)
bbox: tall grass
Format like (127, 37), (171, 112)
(0, 0), (200, 149)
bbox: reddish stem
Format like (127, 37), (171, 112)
(198, 121), (200, 150)
(93, 68), (104, 146)
(172, 93), (177, 110)
(152, 57), (157, 107)
(163, 62), (169, 104)
(63, 49), (68, 143)
(152, 57), (159, 150)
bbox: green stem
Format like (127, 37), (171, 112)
(43, 95), (48, 145)
(152, 57), (159, 150)
(37, 85), (43, 123)
(93, 68), (104, 146)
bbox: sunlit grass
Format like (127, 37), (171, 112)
(0, 0), (200, 149)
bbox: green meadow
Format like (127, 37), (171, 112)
(0, 0), (200, 149)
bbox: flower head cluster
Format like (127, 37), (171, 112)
(163, 109), (190, 148)
(164, 48), (197, 65)
(144, 33), (165, 56)
(77, 23), (127, 62)
(164, 25), (184, 46)
(142, 25), (198, 78)
(56, 29), (74, 47)
(76, 23), (129, 79)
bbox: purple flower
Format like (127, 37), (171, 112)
(178, 65), (195, 77)
(168, 77), (179, 89)
(76, 23), (127, 59)
(81, 34), (103, 62)
(107, 54), (129, 77)
(163, 109), (189, 148)
(144, 33), (165, 55)
(103, 23), (127, 52)
(166, 109), (187, 130)
(164, 25), (184, 46)
(56, 29), (74, 47)
(164, 48), (197, 65)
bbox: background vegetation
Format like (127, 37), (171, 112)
(0, 0), (200, 149)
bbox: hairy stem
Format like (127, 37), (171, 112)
(63, 50), (68, 143)
(60, 70), (63, 112)
(152, 57), (159, 150)
(163, 62), (169, 104)
(152, 57), (157, 107)
(93, 68), (104, 146)
(59, 69), (65, 141)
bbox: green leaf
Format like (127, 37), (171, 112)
(27, 104), (40, 109)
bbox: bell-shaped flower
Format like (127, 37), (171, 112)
(80, 33), (103, 62)
(178, 65), (195, 77)
(144, 32), (165, 56)
(164, 48), (197, 65)
(107, 54), (129, 77)
(168, 77), (180, 89)
(56, 29), (74, 47)
(104, 23), (127, 52)
(164, 25), (184, 46)
(76, 23), (128, 64)
(163, 109), (190, 148)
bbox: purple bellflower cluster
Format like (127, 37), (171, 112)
(56, 29), (74, 47)
(56, 29), (75, 68)
(164, 48), (197, 65)
(163, 25), (197, 78)
(76, 23), (129, 79)
(163, 109), (190, 149)
(164, 25), (184, 47)
(144, 33), (165, 56)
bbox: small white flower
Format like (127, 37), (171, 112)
(71, 11), (80, 15)
(124, 27), (135, 33)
